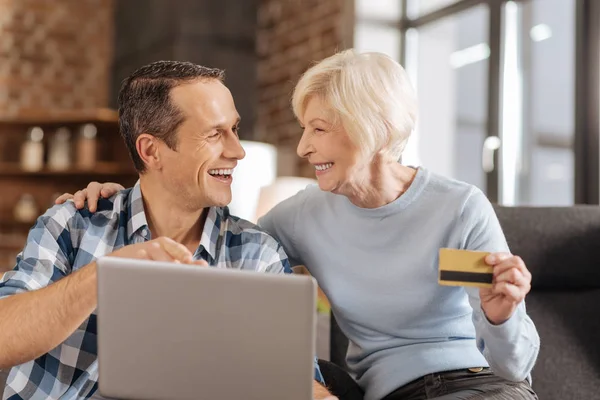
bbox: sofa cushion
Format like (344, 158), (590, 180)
(493, 205), (600, 290)
(526, 289), (600, 400)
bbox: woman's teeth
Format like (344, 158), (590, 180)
(315, 163), (333, 171)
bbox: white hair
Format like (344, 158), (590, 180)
(292, 49), (417, 160)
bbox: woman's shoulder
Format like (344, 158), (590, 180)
(422, 168), (483, 201)
(257, 182), (331, 256)
(412, 168), (492, 220)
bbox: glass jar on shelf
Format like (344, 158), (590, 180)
(76, 123), (97, 170)
(13, 194), (38, 224)
(48, 127), (71, 171)
(20, 126), (44, 172)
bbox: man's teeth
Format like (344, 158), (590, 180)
(208, 169), (233, 176)
(315, 163), (333, 171)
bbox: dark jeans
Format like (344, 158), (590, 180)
(318, 361), (537, 400)
(382, 368), (538, 400)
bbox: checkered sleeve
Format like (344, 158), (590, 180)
(0, 204), (77, 298)
(263, 241), (293, 274)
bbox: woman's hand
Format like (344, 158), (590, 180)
(55, 182), (125, 212)
(479, 253), (532, 325)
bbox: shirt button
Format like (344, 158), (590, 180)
(141, 228), (148, 237)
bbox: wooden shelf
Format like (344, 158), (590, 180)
(0, 162), (135, 177)
(0, 108), (118, 125)
(0, 233), (26, 248)
(0, 108), (131, 273)
(0, 220), (36, 230)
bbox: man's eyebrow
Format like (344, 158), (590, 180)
(202, 116), (242, 133)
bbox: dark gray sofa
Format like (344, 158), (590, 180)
(327, 205), (600, 400)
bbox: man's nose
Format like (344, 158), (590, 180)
(226, 135), (246, 160)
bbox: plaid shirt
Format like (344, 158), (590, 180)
(0, 182), (323, 399)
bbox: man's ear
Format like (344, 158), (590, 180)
(136, 134), (162, 170)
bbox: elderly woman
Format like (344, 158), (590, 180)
(59, 50), (539, 400)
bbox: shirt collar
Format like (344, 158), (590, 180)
(126, 180), (227, 262)
(126, 180), (149, 241)
(198, 206), (227, 263)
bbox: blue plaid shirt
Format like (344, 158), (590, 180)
(0, 182), (323, 399)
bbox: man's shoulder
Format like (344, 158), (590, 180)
(222, 208), (281, 246)
(37, 189), (131, 234)
(220, 208), (290, 273)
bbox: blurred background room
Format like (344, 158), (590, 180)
(0, 0), (598, 363)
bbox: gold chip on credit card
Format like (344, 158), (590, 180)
(438, 248), (493, 288)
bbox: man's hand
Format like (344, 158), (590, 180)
(0, 234), (205, 369)
(55, 181), (124, 212)
(109, 236), (207, 266)
(479, 253), (532, 325)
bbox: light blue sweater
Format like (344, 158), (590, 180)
(259, 167), (540, 400)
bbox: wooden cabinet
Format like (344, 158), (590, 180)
(0, 109), (138, 274)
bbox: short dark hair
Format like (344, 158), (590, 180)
(118, 60), (225, 172)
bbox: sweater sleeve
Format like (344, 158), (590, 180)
(257, 191), (324, 384)
(257, 189), (308, 268)
(460, 187), (540, 382)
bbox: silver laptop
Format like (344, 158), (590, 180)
(96, 257), (317, 400)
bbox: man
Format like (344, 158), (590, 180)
(0, 61), (332, 399)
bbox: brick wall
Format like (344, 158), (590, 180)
(0, 0), (114, 117)
(256, 0), (354, 177)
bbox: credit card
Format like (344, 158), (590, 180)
(438, 248), (493, 288)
